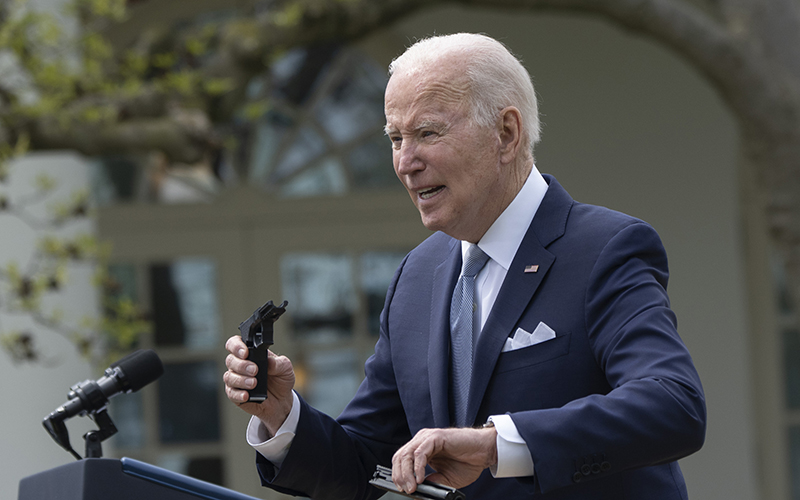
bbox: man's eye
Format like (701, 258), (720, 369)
(390, 136), (402, 148)
(421, 130), (436, 138)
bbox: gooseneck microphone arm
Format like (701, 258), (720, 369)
(43, 349), (164, 460)
(42, 414), (82, 460)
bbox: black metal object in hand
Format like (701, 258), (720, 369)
(238, 300), (288, 403)
(369, 465), (466, 500)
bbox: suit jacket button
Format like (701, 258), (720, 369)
(591, 463), (601, 474)
(572, 472), (583, 483)
(580, 464), (591, 476)
(601, 461), (611, 472)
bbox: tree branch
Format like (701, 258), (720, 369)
(460, 0), (800, 136)
(29, 108), (214, 163)
(710, 0), (800, 78)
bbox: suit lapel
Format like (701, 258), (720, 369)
(466, 175), (573, 425)
(428, 238), (461, 428)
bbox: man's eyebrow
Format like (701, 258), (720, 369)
(414, 120), (444, 131)
(384, 120), (445, 136)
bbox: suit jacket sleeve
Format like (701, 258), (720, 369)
(510, 221), (706, 493)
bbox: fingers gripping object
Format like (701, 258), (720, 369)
(370, 465), (466, 500)
(238, 300), (288, 403)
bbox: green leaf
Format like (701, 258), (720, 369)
(152, 53), (177, 69)
(203, 78), (234, 96)
(242, 99), (271, 120)
(35, 172), (56, 192)
(274, 3), (304, 28)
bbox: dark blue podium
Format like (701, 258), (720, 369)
(18, 457), (261, 500)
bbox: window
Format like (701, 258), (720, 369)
(90, 45), (397, 205)
(109, 258), (226, 485)
(281, 251), (405, 417)
(775, 255), (800, 500)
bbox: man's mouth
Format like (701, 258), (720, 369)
(417, 186), (445, 200)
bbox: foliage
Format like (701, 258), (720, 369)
(1, 0), (800, 359)
(0, 165), (151, 366)
(0, 0), (236, 168)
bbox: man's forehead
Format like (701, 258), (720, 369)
(384, 99), (462, 132)
(384, 71), (469, 128)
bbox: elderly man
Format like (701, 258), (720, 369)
(224, 33), (706, 499)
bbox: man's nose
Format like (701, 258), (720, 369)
(395, 141), (423, 175)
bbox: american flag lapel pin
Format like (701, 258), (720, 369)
(524, 265), (539, 273)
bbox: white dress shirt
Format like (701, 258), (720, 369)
(248, 165), (549, 478)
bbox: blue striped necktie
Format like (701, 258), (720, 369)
(450, 244), (490, 427)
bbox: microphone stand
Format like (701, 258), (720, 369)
(84, 408), (118, 458)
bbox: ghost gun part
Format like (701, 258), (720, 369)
(238, 300), (288, 403)
(369, 465), (465, 500)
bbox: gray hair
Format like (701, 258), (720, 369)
(389, 33), (541, 155)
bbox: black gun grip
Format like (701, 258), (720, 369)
(247, 344), (269, 403)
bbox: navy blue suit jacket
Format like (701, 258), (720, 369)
(256, 175), (706, 499)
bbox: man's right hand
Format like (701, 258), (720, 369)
(223, 335), (296, 436)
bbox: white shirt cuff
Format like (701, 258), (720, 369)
(246, 391), (301, 468)
(488, 414), (535, 478)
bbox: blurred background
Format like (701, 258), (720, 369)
(0, 0), (794, 499)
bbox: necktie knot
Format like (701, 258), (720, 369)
(461, 244), (489, 278)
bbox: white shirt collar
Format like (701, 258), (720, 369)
(461, 164), (548, 270)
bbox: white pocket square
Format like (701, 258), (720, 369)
(502, 322), (556, 352)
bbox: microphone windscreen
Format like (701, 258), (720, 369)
(112, 349), (165, 392)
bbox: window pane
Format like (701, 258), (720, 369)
(249, 111), (294, 184)
(313, 54), (386, 145)
(271, 126), (326, 182)
(772, 254), (795, 316)
(170, 259), (220, 349)
(281, 157), (347, 198)
(785, 328), (800, 409)
(304, 349), (361, 418)
(281, 253), (356, 343)
(360, 252), (406, 336)
(110, 389), (144, 449)
(104, 263), (142, 352)
(791, 426), (800, 500)
(106, 263), (137, 301)
(158, 360), (220, 443)
(90, 158), (140, 206)
(272, 45), (338, 106)
(150, 263), (185, 346)
(347, 133), (397, 190)
(150, 258), (220, 349)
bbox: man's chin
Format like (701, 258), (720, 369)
(419, 214), (447, 234)
(420, 215), (466, 240)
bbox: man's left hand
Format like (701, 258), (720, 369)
(391, 426), (498, 494)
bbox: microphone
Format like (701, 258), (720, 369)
(43, 349), (164, 458)
(45, 349), (164, 422)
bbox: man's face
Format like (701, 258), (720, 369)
(384, 65), (517, 243)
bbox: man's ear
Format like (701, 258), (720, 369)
(498, 106), (523, 164)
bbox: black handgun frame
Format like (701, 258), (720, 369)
(369, 465), (465, 500)
(238, 300), (287, 403)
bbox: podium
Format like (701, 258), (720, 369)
(18, 457), (262, 500)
